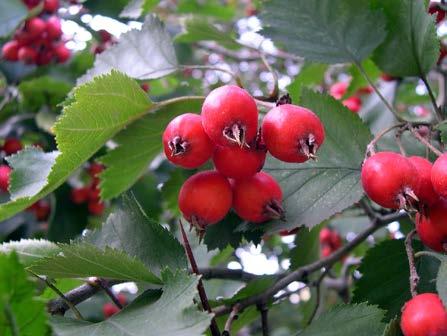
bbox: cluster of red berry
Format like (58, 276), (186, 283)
(319, 227), (342, 257)
(2, 0), (70, 65)
(91, 29), (117, 55)
(329, 81), (372, 113)
(102, 293), (127, 318)
(70, 162), (105, 216)
(162, 85), (325, 235)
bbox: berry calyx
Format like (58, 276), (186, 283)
(2, 41), (20, 61)
(232, 171), (284, 223)
(201, 85), (258, 147)
(400, 293), (447, 336)
(178, 171), (232, 231)
(262, 104), (325, 163)
(3, 138), (23, 155)
(162, 113), (214, 169)
(431, 153), (447, 198)
(0, 165), (11, 192)
(408, 156), (438, 206)
(416, 199), (447, 252)
(361, 152), (419, 209)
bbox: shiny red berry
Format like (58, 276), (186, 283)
(3, 138), (23, 155)
(401, 293), (447, 336)
(431, 153), (447, 197)
(329, 81), (348, 100)
(232, 171), (284, 223)
(330, 231), (342, 249)
(2, 41), (20, 61)
(342, 96), (362, 113)
(88, 200), (105, 216)
(178, 171), (232, 229)
(201, 85), (258, 147)
(408, 156), (438, 206)
(262, 104), (325, 163)
(361, 152), (419, 209)
(416, 199), (447, 252)
(44, 0), (59, 13)
(25, 18), (46, 38)
(321, 245), (332, 257)
(88, 162), (104, 178)
(70, 187), (89, 204)
(319, 228), (332, 245)
(54, 43), (70, 63)
(46, 16), (62, 39)
(18, 46), (37, 64)
(98, 29), (113, 43)
(162, 113), (214, 169)
(0, 165), (11, 192)
(103, 302), (120, 318)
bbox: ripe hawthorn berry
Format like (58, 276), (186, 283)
(201, 85), (258, 147)
(53, 43), (70, 63)
(44, 0), (59, 13)
(319, 228), (332, 245)
(431, 153), (447, 197)
(18, 46), (38, 64)
(232, 171), (284, 223)
(342, 96), (362, 113)
(70, 187), (89, 204)
(46, 16), (62, 39)
(329, 82), (348, 100)
(415, 199), (447, 252)
(262, 104), (325, 163)
(361, 152), (419, 209)
(381, 73), (397, 82)
(400, 293), (447, 336)
(0, 165), (11, 192)
(3, 138), (23, 155)
(162, 113), (214, 169)
(2, 41), (20, 61)
(103, 303), (120, 318)
(408, 156), (438, 206)
(28, 200), (51, 221)
(25, 18), (46, 38)
(178, 171), (232, 231)
(88, 200), (105, 216)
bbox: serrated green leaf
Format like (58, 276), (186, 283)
(161, 168), (189, 215)
(261, 0), (386, 64)
(438, 123), (447, 145)
(222, 276), (275, 305)
(99, 98), (203, 199)
(0, 0), (28, 37)
(290, 223), (324, 269)
(382, 318), (403, 336)
(120, 0), (159, 19)
(0, 71), (152, 221)
(287, 63), (327, 104)
(78, 15), (177, 84)
(0, 252), (49, 335)
(435, 255), (447, 307)
(51, 270), (212, 336)
(300, 303), (386, 336)
(372, 0), (439, 77)
(29, 243), (162, 284)
(0, 239), (59, 267)
(346, 59), (380, 97)
(85, 194), (187, 276)
(353, 239), (439, 320)
(264, 89), (372, 231)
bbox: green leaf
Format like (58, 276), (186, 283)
(287, 63), (327, 104)
(161, 168), (189, 215)
(290, 223), (324, 269)
(0, 252), (49, 335)
(129, 173), (162, 220)
(437, 261), (447, 307)
(177, 0), (235, 21)
(29, 243), (162, 284)
(222, 276), (275, 305)
(78, 15), (177, 84)
(0, 71), (152, 221)
(372, 0), (439, 77)
(353, 239), (439, 320)
(85, 194), (187, 277)
(176, 18), (240, 50)
(120, 0), (159, 19)
(382, 318), (403, 336)
(300, 303), (386, 336)
(0, 0), (28, 37)
(346, 59), (380, 97)
(261, 0), (386, 64)
(0, 239), (59, 267)
(264, 89), (372, 230)
(51, 270), (212, 336)
(99, 98), (203, 199)
(437, 122), (447, 145)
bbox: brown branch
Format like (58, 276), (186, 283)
(257, 303), (269, 336)
(409, 125), (443, 157)
(405, 229), (419, 297)
(307, 268), (331, 325)
(222, 304), (240, 336)
(93, 278), (123, 309)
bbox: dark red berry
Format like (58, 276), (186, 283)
(25, 18), (46, 38)
(140, 83), (150, 92)
(342, 96), (362, 113)
(201, 85), (258, 147)
(2, 41), (20, 61)
(429, 2), (446, 24)
(103, 302), (120, 318)
(88, 200), (105, 216)
(330, 231), (342, 250)
(0, 165), (11, 192)
(44, 0), (59, 13)
(98, 29), (112, 43)
(178, 171), (232, 230)
(88, 186), (100, 202)
(54, 43), (70, 63)
(18, 46), (38, 64)
(262, 104), (325, 163)
(23, 0), (41, 9)
(232, 171), (284, 223)
(321, 245), (332, 257)
(416, 199), (447, 252)
(88, 162), (104, 178)
(3, 138), (23, 155)
(70, 187), (89, 204)
(319, 228), (332, 245)
(46, 16), (62, 39)
(361, 152), (419, 209)
(329, 82), (348, 100)
(36, 49), (53, 66)
(162, 113), (214, 169)
(431, 153), (447, 197)
(408, 156), (438, 206)
(400, 293), (447, 336)
(356, 86), (373, 95)
(29, 200), (51, 221)
(117, 293), (127, 306)
(380, 73), (396, 81)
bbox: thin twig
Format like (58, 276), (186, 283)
(420, 74), (443, 122)
(405, 230), (419, 298)
(93, 278), (123, 309)
(259, 52), (279, 101)
(365, 123), (406, 158)
(257, 303), (269, 336)
(395, 127), (407, 156)
(307, 268), (331, 325)
(179, 64), (243, 87)
(223, 304), (240, 336)
(409, 125), (443, 156)
(179, 220), (221, 336)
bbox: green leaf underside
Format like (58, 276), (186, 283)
(434, 254), (447, 307)
(51, 270), (212, 336)
(99, 98), (203, 200)
(261, 0), (386, 64)
(264, 89), (372, 230)
(0, 71), (152, 221)
(0, 0), (28, 38)
(0, 239), (60, 267)
(222, 276), (276, 305)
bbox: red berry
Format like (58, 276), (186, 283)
(46, 16), (62, 39)
(88, 200), (105, 216)
(431, 153), (447, 198)
(262, 104), (325, 163)
(429, 2), (446, 24)
(178, 171), (232, 229)
(36, 49), (54, 66)
(0, 165), (11, 192)
(401, 293), (447, 336)
(416, 200), (447, 252)
(2, 41), (20, 61)
(140, 83), (150, 92)
(103, 302), (120, 318)
(98, 29), (112, 43)
(201, 85), (258, 147)
(162, 113), (214, 169)
(88, 186), (100, 202)
(117, 293), (127, 306)
(319, 228), (332, 245)
(380, 73), (396, 82)
(361, 152), (419, 209)
(23, 0), (41, 9)
(3, 138), (23, 155)
(54, 43), (70, 63)
(18, 46), (38, 64)
(25, 18), (46, 38)
(88, 162), (104, 178)
(44, 0), (59, 13)
(70, 187), (89, 204)
(330, 231), (342, 250)
(29, 200), (51, 221)
(232, 172), (284, 223)
(408, 156), (438, 206)
(342, 96), (362, 113)
(329, 82), (348, 100)
(356, 86), (373, 95)
(212, 136), (266, 179)
(321, 245), (332, 257)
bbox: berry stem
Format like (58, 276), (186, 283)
(223, 304), (240, 336)
(259, 52), (279, 102)
(405, 230), (419, 298)
(408, 125), (443, 157)
(365, 123), (406, 158)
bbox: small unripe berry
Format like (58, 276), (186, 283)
(408, 156), (438, 206)
(162, 113), (214, 169)
(70, 187), (89, 204)
(3, 138), (23, 156)
(46, 16), (62, 39)
(54, 43), (70, 63)
(0, 165), (11, 192)
(25, 18), (46, 38)
(2, 41), (20, 61)
(262, 104), (325, 163)
(103, 303), (120, 318)
(400, 293), (447, 336)
(342, 96), (361, 113)
(201, 85), (258, 147)
(329, 82), (348, 100)
(416, 199), (447, 252)
(232, 172), (284, 223)
(178, 171), (232, 230)
(18, 46), (38, 64)
(361, 152), (419, 209)
(431, 153), (447, 198)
